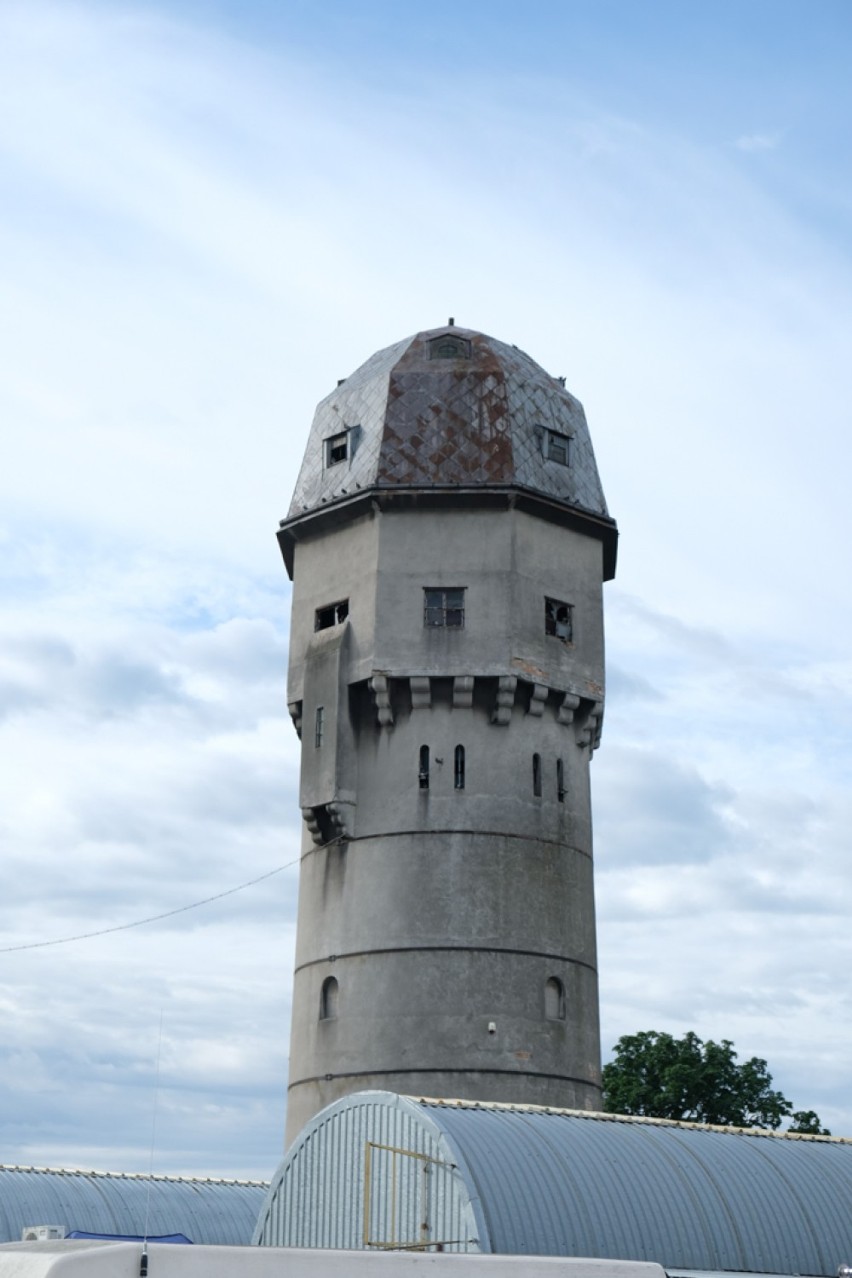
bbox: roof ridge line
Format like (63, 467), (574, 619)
(0, 1163), (270, 1184)
(406, 1096), (848, 1143)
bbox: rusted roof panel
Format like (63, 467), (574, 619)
(287, 327), (609, 522)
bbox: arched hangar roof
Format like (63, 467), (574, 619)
(0, 1165), (267, 1245)
(255, 1091), (852, 1276)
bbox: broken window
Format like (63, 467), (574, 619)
(419, 745), (430, 790)
(424, 587), (465, 628)
(320, 975), (339, 1020)
(315, 599), (349, 630)
(543, 428), (571, 466)
(324, 430), (349, 467)
(429, 334), (471, 360)
(545, 976), (565, 1020)
(545, 597), (573, 643)
(532, 752), (542, 797)
(454, 744), (465, 791)
(556, 757), (565, 802)
(314, 706), (324, 748)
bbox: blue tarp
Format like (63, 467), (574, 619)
(66, 1231), (193, 1244)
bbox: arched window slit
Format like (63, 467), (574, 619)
(454, 744), (465, 790)
(320, 976), (339, 1020)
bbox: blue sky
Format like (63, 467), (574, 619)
(1, 0), (851, 1179)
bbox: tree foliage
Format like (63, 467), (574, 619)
(602, 1031), (829, 1134)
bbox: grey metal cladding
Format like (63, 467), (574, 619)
(258, 1092), (852, 1273)
(254, 1091), (479, 1252)
(0, 1166), (267, 1245)
(424, 1101), (852, 1274)
(287, 328), (608, 519)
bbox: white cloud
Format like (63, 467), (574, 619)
(0, 0), (850, 1174)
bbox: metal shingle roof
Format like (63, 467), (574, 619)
(288, 327), (609, 521)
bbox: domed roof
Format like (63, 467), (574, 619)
(281, 325), (617, 578)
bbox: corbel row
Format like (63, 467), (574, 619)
(365, 673), (603, 749)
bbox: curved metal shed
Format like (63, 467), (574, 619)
(0, 1165), (267, 1245)
(255, 1091), (852, 1275)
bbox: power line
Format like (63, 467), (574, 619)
(0, 858), (299, 954)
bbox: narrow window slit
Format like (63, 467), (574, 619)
(454, 744), (465, 790)
(533, 753), (542, 797)
(419, 745), (430, 790)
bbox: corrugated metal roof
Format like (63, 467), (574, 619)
(256, 1091), (852, 1275)
(0, 1166), (268, 1245)
(419, 1098), (852, 1274)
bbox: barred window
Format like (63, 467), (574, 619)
(424, 587), (465, 628)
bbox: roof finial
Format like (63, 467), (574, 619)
(448, 316), (455, 327)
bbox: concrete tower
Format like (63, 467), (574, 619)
(280, 324), (617, 1145)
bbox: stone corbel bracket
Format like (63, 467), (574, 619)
(491, 675), (517, 725)
(575, 699), (603, 751)
(527, 683), (548, 717)
(369, 673), (394, 727)
(302, 798), (356, 846)
(410, 676), (431, 710)
(453, 675), (474, 708)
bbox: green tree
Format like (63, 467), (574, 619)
(602, 1030), (829, 1134)
(788, 1109), (831, 1135)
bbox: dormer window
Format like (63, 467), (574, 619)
(324, 430), (349, 467)
(543, 428), (571, 467)
(429, 334), (471, 360)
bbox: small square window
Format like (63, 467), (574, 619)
(545, 597), (573, 643)
(315, 599), (349, 630)
(544, 429), (571, 467)
(324, 431), (349, 467)
(424, 587), (465, 628)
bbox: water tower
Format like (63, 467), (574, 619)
(278, 324), (617, 1143)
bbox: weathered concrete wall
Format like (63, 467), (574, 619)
(284, 501), (607, 1145)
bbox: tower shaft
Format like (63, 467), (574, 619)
(284, 498), (608, 1143)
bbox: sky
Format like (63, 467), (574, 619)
(1, 0), (851, 1181)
